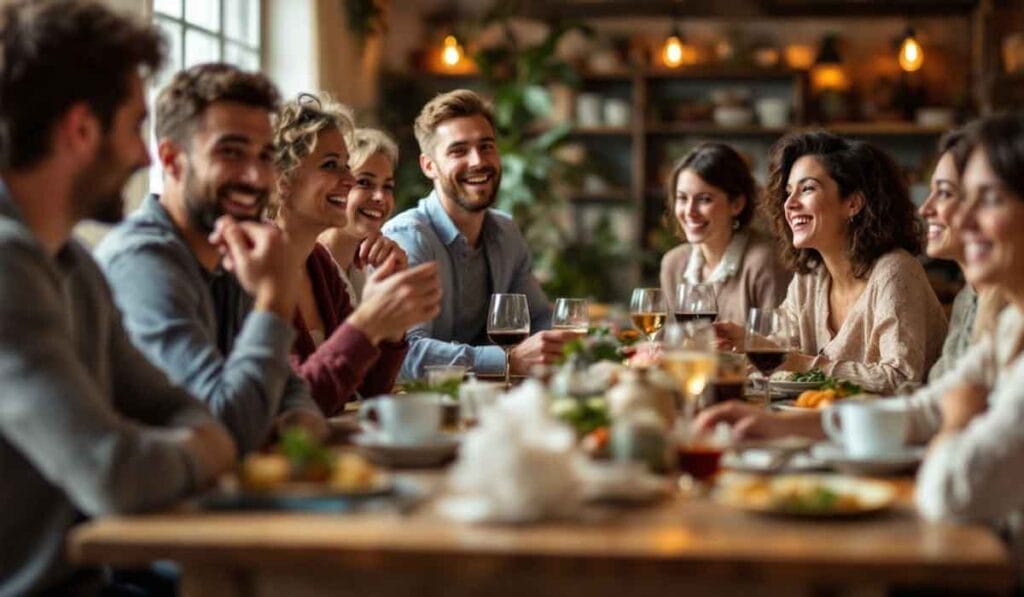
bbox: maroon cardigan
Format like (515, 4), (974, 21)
(290, 244), (407, 416)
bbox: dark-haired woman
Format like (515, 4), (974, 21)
(715, 131), (947, 394)
(659, 143), (790, 325)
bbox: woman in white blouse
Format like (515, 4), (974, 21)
(698, 112), (1024, 560)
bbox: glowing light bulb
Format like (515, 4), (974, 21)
(899, 35), (924, 72)
(663, 35), (684, 68)
(442, 35), (463, 68)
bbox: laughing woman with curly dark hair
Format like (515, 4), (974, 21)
(715, 131), (947, 393)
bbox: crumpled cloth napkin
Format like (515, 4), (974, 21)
(439, 380), (584, 523)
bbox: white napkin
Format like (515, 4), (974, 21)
(439, 380), (584, 523)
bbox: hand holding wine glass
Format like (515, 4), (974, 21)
(487, 293), (530, 388)
(630, 288), (667, 348)
(743, 308), (793, 406)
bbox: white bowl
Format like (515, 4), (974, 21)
(713, 106), (754, 128)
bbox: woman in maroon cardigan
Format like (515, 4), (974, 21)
(270, 93), (441, 415)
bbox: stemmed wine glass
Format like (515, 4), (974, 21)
(487, 293), (530, 389)
(630, 288), (667, 349)
(661, 321), (717, 420)
(743, 308), (793, 406)
(552, 298), (590, 334)
(674, 283), (718, 325)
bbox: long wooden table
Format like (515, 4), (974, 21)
(67, 474), (1013, 597)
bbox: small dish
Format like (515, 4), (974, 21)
(811, 442), (924, 476)
(353, 432), (460, 468)
(721, 449), (825, 474)
(772, 399), (817, 412)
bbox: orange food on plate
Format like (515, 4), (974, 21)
(795, 389), (839, 409)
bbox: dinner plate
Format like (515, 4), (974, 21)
(771, 399), (817, 412)
(721, 449), (825, 474)
(353, 432), (460, 468)
(769, 380), (823, 397)
(199, 475), (395, 512)
(715, 473), (897, 518)
(811, 443), (924, 476)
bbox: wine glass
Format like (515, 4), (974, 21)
(743, 308), (793, 406)
(487, 293), (530, 389)
(552, 298), (590, 334)
(630, 288), (667, 349)
(661, 321), (717, 421)
(674, 283), (718, 325)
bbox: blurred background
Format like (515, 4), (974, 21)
(97, 0), (1024, 304)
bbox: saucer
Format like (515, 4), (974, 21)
(811, 442), (924, 476)
(353, 432), (460, 468)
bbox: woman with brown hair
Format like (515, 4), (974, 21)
(715, 131), (947, 393)
(659, 142), (790, 325)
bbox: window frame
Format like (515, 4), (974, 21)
(153, 0), (263, 71)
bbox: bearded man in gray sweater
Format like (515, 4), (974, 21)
(0, 2), (236, 594)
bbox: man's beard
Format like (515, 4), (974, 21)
(182, 161), (269, 234)
(440, 166), (500, 213)
(71, 137), (133, 224)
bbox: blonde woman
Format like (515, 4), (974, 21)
(318, 128), (403, 305)
(271, 94), (441, 415)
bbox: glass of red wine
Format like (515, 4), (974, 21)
(743, 308), (793, 406)
(487, 293), (530, 389)
(674, 283), (718, 325)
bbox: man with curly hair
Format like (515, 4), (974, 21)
(96, 63), (326, 453)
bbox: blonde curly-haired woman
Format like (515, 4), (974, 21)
(271, 93), (441, 415)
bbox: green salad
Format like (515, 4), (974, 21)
(788, 369), (862, 397)
(551, 396), (611, 436)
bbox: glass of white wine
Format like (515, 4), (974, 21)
(661, 322), (718, 421)
(630, 287), (667, 350)
(552, 297), (590, 334)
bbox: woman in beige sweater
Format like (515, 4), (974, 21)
(715, 131), (946, 393)
(659, 143), (790, 326)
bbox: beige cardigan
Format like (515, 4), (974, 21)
(659, 230), (791, 326)
(781, 249), (947, 394)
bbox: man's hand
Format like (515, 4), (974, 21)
(209, 216), (299, 319)
(508, 330), (578, 374)
(180, 421), (237, 487)
(347, 260), (441, 344)
(274, 409), (329, 442)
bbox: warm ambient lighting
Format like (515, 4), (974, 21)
(898, 29), (924, 73)
(441, 35), (464, 68)
(663, 35), (684, 68)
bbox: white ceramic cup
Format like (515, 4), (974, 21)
(458, 380), (503, 424)
(603, 98), (631, 127)
(821, 399), (908, 458)
(755, 98), (790, 128)
(359, 393), (442, 445)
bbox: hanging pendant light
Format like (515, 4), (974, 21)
(898, 27), (924, 73)
(441, 34), (464, 69)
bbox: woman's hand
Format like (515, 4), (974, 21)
(693, 400), (825, 441)
(354, 233), (407, 272)
(938, 383), (988, 434)
(712, 321), (744, 351)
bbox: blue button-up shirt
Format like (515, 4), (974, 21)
(383, 192), (552, 379)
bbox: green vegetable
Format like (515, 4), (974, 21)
(278, 427), (332, 473)
(552, 395), (610, 436)
(788, 369), (862, 397)
(780, 486), (840, 513)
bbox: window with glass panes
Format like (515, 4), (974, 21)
(148, 0), (261, 192)
(153, 0), (261, 84)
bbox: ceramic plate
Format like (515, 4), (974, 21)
(353, 432), (460, 468)
(771, 399), (818, 413)
(811, 443), (924, 476)
(769, 380), (823, 397)
(715, 473), (897, 518)
(721, 449), (825, 474)
(199, 475), (395, 511)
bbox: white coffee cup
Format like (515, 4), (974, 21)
(359, 393), (442, 445)
(603, 98), (631, 127)
(458, 380), (503, 424)
(822, 399), (908, 458)
(755, 98), (790, 128)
